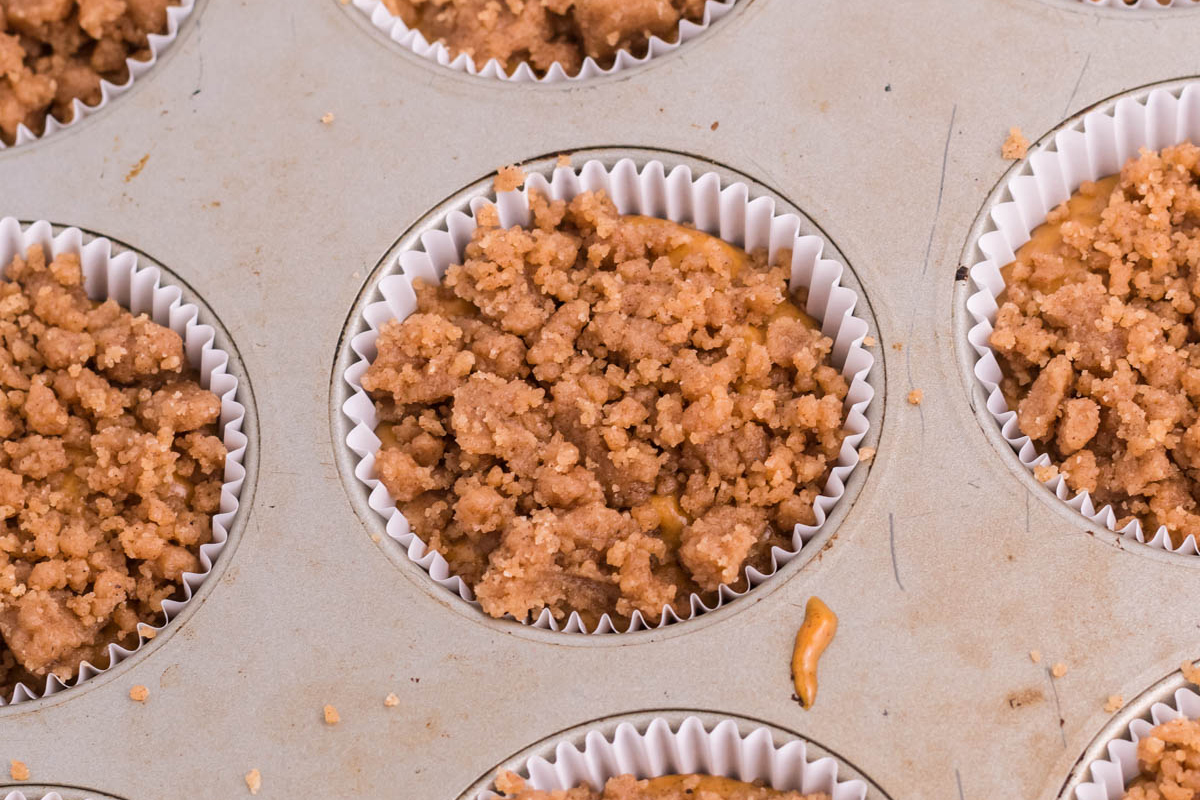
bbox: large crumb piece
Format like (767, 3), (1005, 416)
(323, 703), (340, 725)
(380, 0), (709, 77)
(245, 768), (262, 795)
(9, 760), (28, 781)
(496, 774), (830, 799)
(364, 190), (850, 629)
(0, 0), (179, 145)
(129, 684), (149, 702)
(1104, 694), (1123, 713)
(1002, 127), (1030, 160)
(907, 389), (923, 405)
(494, 164), (526, 192)
(0, 244), (227, 702)
(1030, 649), (1042, 664)
(384, 691), (399, 707)
(989, 145), (1200, 549)
(1123, 717), (1200, 800)
(1051, 662), (1068, 678)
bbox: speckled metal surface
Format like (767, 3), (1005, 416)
(2, 0), (1200, 798)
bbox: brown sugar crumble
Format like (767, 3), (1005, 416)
(1183, 660), (1200, 686)
(857, 447), (875, 464)
(9, 759), (28, 781)
(320, 111), (334, 124)
(384, 691), (399, 707)
(907, 389), (923, 405)
(1002, 126), (1030, 160)
(1030, 649), (1042, 663)
(129, 683), (148, 702)
(363, 189), (849, 627)
(380, 0), (711, 76)
(244, 768), (262, 796)
(323, 703), (340, 725)
(989, 144), (1200, 548)
(1051, 662), (1068, 678)
(862, 335), (875, 347)
(494, 164), (526, 193)
(495, 773), (830, 800)
(0, 0), (179, 145)
(1104, 694), (1123, 713)
(0, 244), (227, 701)
(1123, 717), (1200, 800)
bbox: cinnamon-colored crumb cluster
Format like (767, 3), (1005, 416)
(990, 143), (1200, 547)
(363, 189), (848, 627)
(0, 244), (226, 699)
(496, 772), (829, 800)
(1123, 717), (1200, 800)
(0, 0), (177, 144)
(380, 0), (708, 76)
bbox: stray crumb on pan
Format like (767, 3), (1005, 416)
(711, 121), (719, 131)
(321, 112), (335, 124)
(371, 533), (382, 543)
(863, 335), (876, 347)
(494, 165), (526, 192)
(245, 768), (262, 795)
(496, 770), (525, 795)
(892, 341), (903, 351)
(323, 703), (340, 725)
(791, 596), (838, 710)
(858, 447), (876, 464)
(907, 389), (924, 405)
(556, 154), (572, 168)
(1182, 660), (1200, 686)
(1030, 649), (1042, 663)
(384, 692), (399, 707)
(140, 625), (158, 640)
(1104, 694), (1123, 713)
(1033, 464), (1059, 483)
(130, 684), (149, 702)
(124, 153), (150, 182)
(1051, 662), (1068, 678)
(10, 760), (28, 781)
(1002, 127), (1029, 160)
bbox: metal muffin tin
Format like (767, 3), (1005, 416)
(3, 0), (1200, 797)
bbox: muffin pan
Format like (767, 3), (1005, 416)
(3, 0), (1200, 798)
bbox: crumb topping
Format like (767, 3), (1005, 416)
(495, 773), (830, 799)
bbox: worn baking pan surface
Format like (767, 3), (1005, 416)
(3, 0), (1200, 798)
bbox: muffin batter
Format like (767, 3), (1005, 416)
(496, 772), (830, 799)
(0, 0), (178, 144)
(363, 190), (849, 627)
(989, 143), (1200, 547)
(1122, 717), (1200, 800)
(0, 244), (227, 698)
(380, 0), (709, 76)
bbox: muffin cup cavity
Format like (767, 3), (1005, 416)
(348, 0), (735, 83)
(341, 157), (875, 634)
(1072, 684), (1200, 799)
(0, 219), (248, 705)
(0, 1), (195, 151)
(965, 83), (1200, 557)
(473, 716), (869, 799)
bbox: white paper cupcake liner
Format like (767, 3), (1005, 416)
(965, 83), (1200, 557)
(349, 0), (734, 82)
(4, 793), (98, 800)
(342, 157), (875, 633)
(475, 716), (868, 799)
(0, 218), (248, 705)
(1073, 686), (1200, 800)
(0, 0), (194, 150)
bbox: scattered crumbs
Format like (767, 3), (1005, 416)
(858, 447), (876, 464)
(384, 692), (399, 707)
(494, 164), (526, 192)
(892, 341), (903, 351)
(1033, 464), (1059, 483)
(139, 624), (157, 639)
(10, 760), (28, 781)
(1052, 662), (1068, 678)
(1181, 660), (1200, 685)
(1030, 649), (1042, 664)
(323, 703), (340, 725)
(1002, 126), (1029, 160)
(556, 153), (571, 168)
(710, 121), (719, 131)
(370, 533), (381, 543)
(321, 112), (335, 125)
(245, 768), (262, 795)
(907, 389), (923, 406)
(124, 153), (150, 182)
(129, 684), (149, 702)
(1104, 694), (1124, 713)
(863, 335), (876, 347)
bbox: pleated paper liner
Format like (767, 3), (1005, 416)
(0, 0), (195, 150)
(0, 219), (248, 704)
(348, 0), (735, 82)
(965, 83), (1200, 557)
(342, 157), (875, 633)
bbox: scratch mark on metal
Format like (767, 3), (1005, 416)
(955, 769), (965, 800)
(889, 513), (905, 591)
(1063, 53), (1092, 118)
(920, 104), (957, 277)
(1045, 667), (1068, 748)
